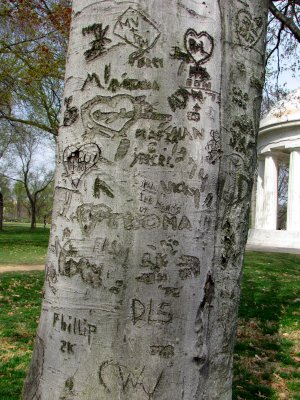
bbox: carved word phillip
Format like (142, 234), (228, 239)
(53, 313), (97, 345)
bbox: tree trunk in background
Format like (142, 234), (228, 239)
(23, 1), (268, 398)
(0, 191), (3, 230)
(30, 201), (36, 229)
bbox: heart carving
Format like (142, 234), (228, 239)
(236, 10), (263, 47)
(81, 95), (172, 139)
(184, 29), (214, 65)
(63, 143), (101, 188)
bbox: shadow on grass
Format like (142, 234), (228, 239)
(233, 252), (300, 400)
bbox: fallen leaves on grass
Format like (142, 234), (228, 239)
(0, 338), (31, 363)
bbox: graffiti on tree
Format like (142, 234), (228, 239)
(82, 23), (125, 62)
(63, 143), (101, 188)
(76, 203), (193, 236)
(236, 9), (264, 48)
(53, 312), (97, 345)
(205, 130), (222, 164)
(99, 360), (163, 399)
(169, 29), (220, 117)
(81, 95), (172, 139)
(63, 96), (79, 126)
(114, 7), (161, 64)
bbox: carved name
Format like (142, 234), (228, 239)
(99, 359), (163, 399)
(131, 298), (173, 325)
(53, 313), (97, 345)
(77, 203), (193, 235)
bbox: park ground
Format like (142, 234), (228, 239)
(0, 224), (299, 400)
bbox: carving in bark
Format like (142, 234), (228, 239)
(23, 1), (269, 399)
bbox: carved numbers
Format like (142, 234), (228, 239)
(53, 312), (97, 355)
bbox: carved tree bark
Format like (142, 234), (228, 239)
(23, 1), (268, 399)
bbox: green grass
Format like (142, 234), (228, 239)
(0, 223), (50, 265)
(0, 271), (44, 400)
(0, 251), (299, 399)
(233, 252), (300, 400)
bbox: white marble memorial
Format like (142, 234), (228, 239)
(248, 89), (300, 249)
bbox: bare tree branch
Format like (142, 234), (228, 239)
(0, 114), (57, 136)
(269, 0), (300, 42)
(266, 20), (285, 64)
(35, 176), (54, 196)
(0, 173), (24, 184)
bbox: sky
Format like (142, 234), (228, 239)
(280, 71), (300, 91)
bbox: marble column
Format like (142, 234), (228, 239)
(287, 149), (300, 231)
(261, 153), (278, 230)
(255, 158), (265, 229)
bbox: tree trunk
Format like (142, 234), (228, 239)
(23, 1), (268, 399)
(0, 191), (3, 231)
(30, 200), (36, 229)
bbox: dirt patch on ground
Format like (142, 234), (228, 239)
(0, 265), (44, 273)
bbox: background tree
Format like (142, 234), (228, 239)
(0, 177), (13, 230)
(13, 179), (55, 226)
(0, 121), (15, 229)
(263, 0), (300, 113)
(0, 127), (55, 228)
(13, 180), (30, 220)
(0, 0), (71, 137)
(35, 181), (54, 227)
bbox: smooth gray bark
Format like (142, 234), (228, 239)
(23, 0), (268, 399)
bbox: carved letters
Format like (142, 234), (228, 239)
(56, 6), (222, 388)
(63, 96), (79, 126)
(99, 360), (163, 399)
(63, 143), (101, 188)
(76, 203), (193, 235)
(169, 28), (217, 114)
(131, 299), (173, 325)
(81, 95), (171, 139)
(205, 130), (221, 164)
(114, 7), (161, 63)
(53, 313), (97, 345)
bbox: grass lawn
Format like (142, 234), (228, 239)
(0, 223), (50, 265)
(0, 250), (299, 399)
(0, 272), (44, 400)
(234, 252), (300, 400)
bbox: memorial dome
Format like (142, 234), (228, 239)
(248, 87), (300, 251)
(260, 88), (300, 131)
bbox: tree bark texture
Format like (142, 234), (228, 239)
(23, 0), (268, 399)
